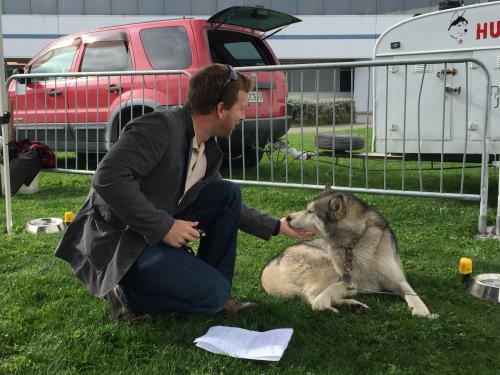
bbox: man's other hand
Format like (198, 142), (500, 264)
(162, 220), (200, 248)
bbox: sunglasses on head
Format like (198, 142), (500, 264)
(216, 65), (239, 105)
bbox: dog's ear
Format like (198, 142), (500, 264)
(325, 184), (333, 194)
(327, 193), (346, 221)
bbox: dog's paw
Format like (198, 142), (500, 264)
(312, 305), (340, 314)
(351, 302), (370, 314)
(420, 313), (439, 320)
(412, 310), (439, 319)
(337, 299), (370, 314)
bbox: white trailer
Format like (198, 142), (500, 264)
(373, 2), (500, 159)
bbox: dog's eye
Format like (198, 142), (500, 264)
(307, 210), (313, 214)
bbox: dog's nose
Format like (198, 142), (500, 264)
(286, 215), (292, 222)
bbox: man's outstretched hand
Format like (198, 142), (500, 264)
(279, 217), (315, 239)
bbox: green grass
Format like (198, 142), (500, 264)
(1, 133), (500, 374)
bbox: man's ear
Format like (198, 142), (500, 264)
(215, 102), (225, 119)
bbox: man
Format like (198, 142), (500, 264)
(55, 64), (313, 323)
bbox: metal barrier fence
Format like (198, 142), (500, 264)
(6, 70), (191, 173)
(1, 58), (495, 235)
(231, 58), (492, 234)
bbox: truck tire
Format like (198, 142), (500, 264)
(315, 134), (364, 151)
(111, 106), (154, 144)
(242, 147), (264, 168)
(222, 146), (264, 169)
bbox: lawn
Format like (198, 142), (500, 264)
(1, 132), (500, 374)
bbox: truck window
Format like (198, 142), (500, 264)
(223, 42), (266, 66)
(30, 45), (78, 81)
(80, 41), (131, 72)
(207, 30), (274, 67)
(139, 26), (192, 69)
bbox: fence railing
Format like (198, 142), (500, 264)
(231, 58), (492, 234)
(6, 69), (191, 174)
(1, 57), (495, 235)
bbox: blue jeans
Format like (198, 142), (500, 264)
(119, 180), (241, 315)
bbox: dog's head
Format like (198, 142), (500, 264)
(448, 11), (468, 41)
(286, 185), (370, 237)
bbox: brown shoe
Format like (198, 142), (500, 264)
(105, 286), (150, 324)
(222, 298), (258, 318)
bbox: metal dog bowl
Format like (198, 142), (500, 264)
(26, 218), (65, 234)
(469, 273), (500, 303)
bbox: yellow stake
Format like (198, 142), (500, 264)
(63, 211), (75, 225)
(459, 257), (472, 275)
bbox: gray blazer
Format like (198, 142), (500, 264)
(55, 106), (279, 298)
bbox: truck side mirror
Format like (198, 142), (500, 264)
(12, 68), (28, 84)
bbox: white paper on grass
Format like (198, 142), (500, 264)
(194, 326), (294, 361)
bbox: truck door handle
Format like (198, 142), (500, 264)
(48, 90), (62, 96)
(107, 85), (122, 93)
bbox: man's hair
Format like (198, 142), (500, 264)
(188, 63), (253, 115)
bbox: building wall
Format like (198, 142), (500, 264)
(0, 0), (488, 16)
(1, 13), (409, 59)
(1, 0), (489, 59)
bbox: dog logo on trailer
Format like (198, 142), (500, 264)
(448, 11), (468, 44)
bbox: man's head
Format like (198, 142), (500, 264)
(188, 64), (253, 138)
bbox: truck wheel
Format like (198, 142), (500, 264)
(242, 147), (264, 168)
(222, 147), (263, 169)
(111, 106), (154, 144)
(315, 134), (364, 151)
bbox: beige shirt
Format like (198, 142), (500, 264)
(184, 136), (207, 194)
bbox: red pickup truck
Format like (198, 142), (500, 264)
(8, 6), (300, 167)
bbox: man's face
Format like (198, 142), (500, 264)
(217, 90), (248, 138)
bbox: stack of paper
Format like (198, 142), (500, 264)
(194, 326), (294, 361)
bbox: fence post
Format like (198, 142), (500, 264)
(477, 63), (492, 235)
(0, 8), (13, 234)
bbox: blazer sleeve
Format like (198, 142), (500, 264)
(92, 112), (173, 246)
(211, 171), (280, 240)
(239, 202), (280, 241)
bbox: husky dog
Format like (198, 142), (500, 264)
(261, 186), (436, 318)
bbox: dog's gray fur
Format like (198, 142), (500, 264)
(261, 186), (436, 318)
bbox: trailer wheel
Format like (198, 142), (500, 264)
(315, 134), (365, 151)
